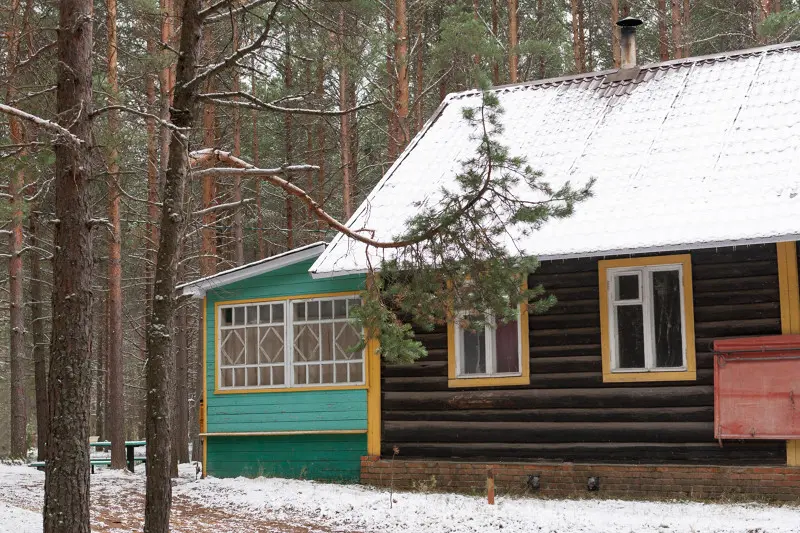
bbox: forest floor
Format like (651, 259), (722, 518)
(1, 462), (799, 533)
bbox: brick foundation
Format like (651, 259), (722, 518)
(360, 456), (800, 502)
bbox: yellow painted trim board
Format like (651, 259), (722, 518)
(201, 429), (367, 437)
(213, 291), (364, 395)
(776, 242), (800, 466)
(367, 335), (382, 455)
(447, 280), (531, 388)
(598, 254), (697, 383)
(202, 296), (208, 478)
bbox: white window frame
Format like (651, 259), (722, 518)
(217, 295), (365, 391)
(606, 263), (688, 373)
(453, 307), (524, 379)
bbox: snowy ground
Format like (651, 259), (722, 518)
(0, 462), (798, 533)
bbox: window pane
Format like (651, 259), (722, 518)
(349, 362), (363, 382)
(221, 330), (244, 365)
(320, 300), (333, 319)
(307, 301), (320, 321)
(334, 363), (348, 383)
(334, 323), (361, 360)
(320, 323), (334, 361)
(259, 305), (270, 324)
(259, 367), (272, 387)
(245, 328), (259, 364)
(272, 304), (284, 323)
(246, 367), (258, 387)
(246, 306), (258, 324)
(294, 365), (306, 385)
(221, 308), (233, 327)
(293, 302), (306, 321)
(233, 368), (245, 387)
(259, 326), (284, 363)
(321, 364), (335, 384)
(308, 364), (321, 384)
(221, 369), (233, 387)
(461, 328), (486, 375)
(294, 324), (320, 361)
(234, 307), (245, 326)
(272, 367), (284, 386)
(616, 305), (645, 369)
(334, 299), (347, 318)
(347, 298), (361, 315)
(495, 320), (520, 374)
(652, 270), (684, 368)
(615, 274), (639, 301)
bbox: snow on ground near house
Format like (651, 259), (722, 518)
(1, 463), (799, 533)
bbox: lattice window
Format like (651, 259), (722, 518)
(217, 295), (365, 390)
(292, 296), (364, 386)
(219, 302), (286, 388)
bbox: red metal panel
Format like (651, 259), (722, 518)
(714, 335), (800, 440)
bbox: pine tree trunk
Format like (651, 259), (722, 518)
(508, 0), (518, 83)
(145, 0), (207, 527)
(611, 0), (620, 67)
(44, 0), (94, 528)
(284, 38), (295, 248)
(231, 18), (244, 265)
(394, 0), (409, 150)
(682, 0), (691, 56)
(314, 58), (326, 231)
(95, 309), (106, 440)
(252, 67), (264, 258)
(671, 0), (683, 59)
(5, 0), (28, 461)
(338, 10), (353, 220)
(571, 0), (585, 72)
(386, 7), (399, 161)
(658, 0), (669, 59)
(29, 212), (49, 461)
(106, 0), (126, 470)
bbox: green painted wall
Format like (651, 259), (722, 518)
(206, 433), (367, 481)
(204, 257), (367, 480)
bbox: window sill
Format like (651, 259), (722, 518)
(602, 369), (696, 383)
(448, 374), (529, 388)
(214, 384), (368, 395)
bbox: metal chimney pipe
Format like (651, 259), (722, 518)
(617, 17), (643, 69)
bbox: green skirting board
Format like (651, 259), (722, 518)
(205, 433), (367, 482)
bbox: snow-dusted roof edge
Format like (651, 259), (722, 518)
(309, 234), (800, 279)
(179, 242), (327, 298)
(308, 95), (455, 278)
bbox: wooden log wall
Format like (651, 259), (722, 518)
(381, 244), (787, 464)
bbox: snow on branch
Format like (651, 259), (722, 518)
(202, 0), (275, 23)
(0, 103), (83, 146)
(198, 91), (379, 116)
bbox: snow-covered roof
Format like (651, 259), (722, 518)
(312, 42), (800, 277)
(179, 242), (326, 298)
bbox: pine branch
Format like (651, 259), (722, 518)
(0, 103), (83, 145)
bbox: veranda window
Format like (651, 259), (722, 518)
(217, 295), (364, 390)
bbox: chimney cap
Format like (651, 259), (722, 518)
(616, 16), (643, 28)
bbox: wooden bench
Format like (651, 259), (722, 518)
(30, 457), (147, 474)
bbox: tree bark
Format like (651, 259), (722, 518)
(508, 0), (518, 83)
(106, 0), (126, 470)
(394, 0), (409, 149)
(231, 17), (244, 265)
(314, 58), (326, 231)
(5, 0), (28, 461)
(29, 212), (49, 461)
(44, 0), (94, 528)
(145, 0), (219, 525)
(338, 10), (353, 220)
(571, 0), (586, 72)
(252, 65), (264, 258)
(671, 0), (683, 59)
(658, 0), (669, 60)
(682, 0), (691, 56)
(611, 0), (620, 68)
(284, 37), (295, 247)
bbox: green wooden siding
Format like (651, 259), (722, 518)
(205, 434), (366, 482)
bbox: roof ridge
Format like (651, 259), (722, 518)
(446, 40), (800, 99)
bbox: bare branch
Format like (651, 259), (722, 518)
(0, 103), (83, 145)
(203, 0), (275, 23)
(90, 105), (188, 138)
(198, 91), (379, 116)
(193, 198), (253, 216)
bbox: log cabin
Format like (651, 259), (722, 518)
(181, 24), (800, 499)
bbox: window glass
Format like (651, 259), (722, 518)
(652, 270), (683, 368)
(615, 273), (639, 301)
(461, 327), (487, 375)
(616, 304), (645, 369)
(495, 320), (520, 374)
(219, 302), (286, 389)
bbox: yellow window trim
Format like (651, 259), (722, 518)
(598, 254), (696, 383)
(447, 283), (531, 388)
(213, 290), (371, 395)
(776, 241), (800, 466)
